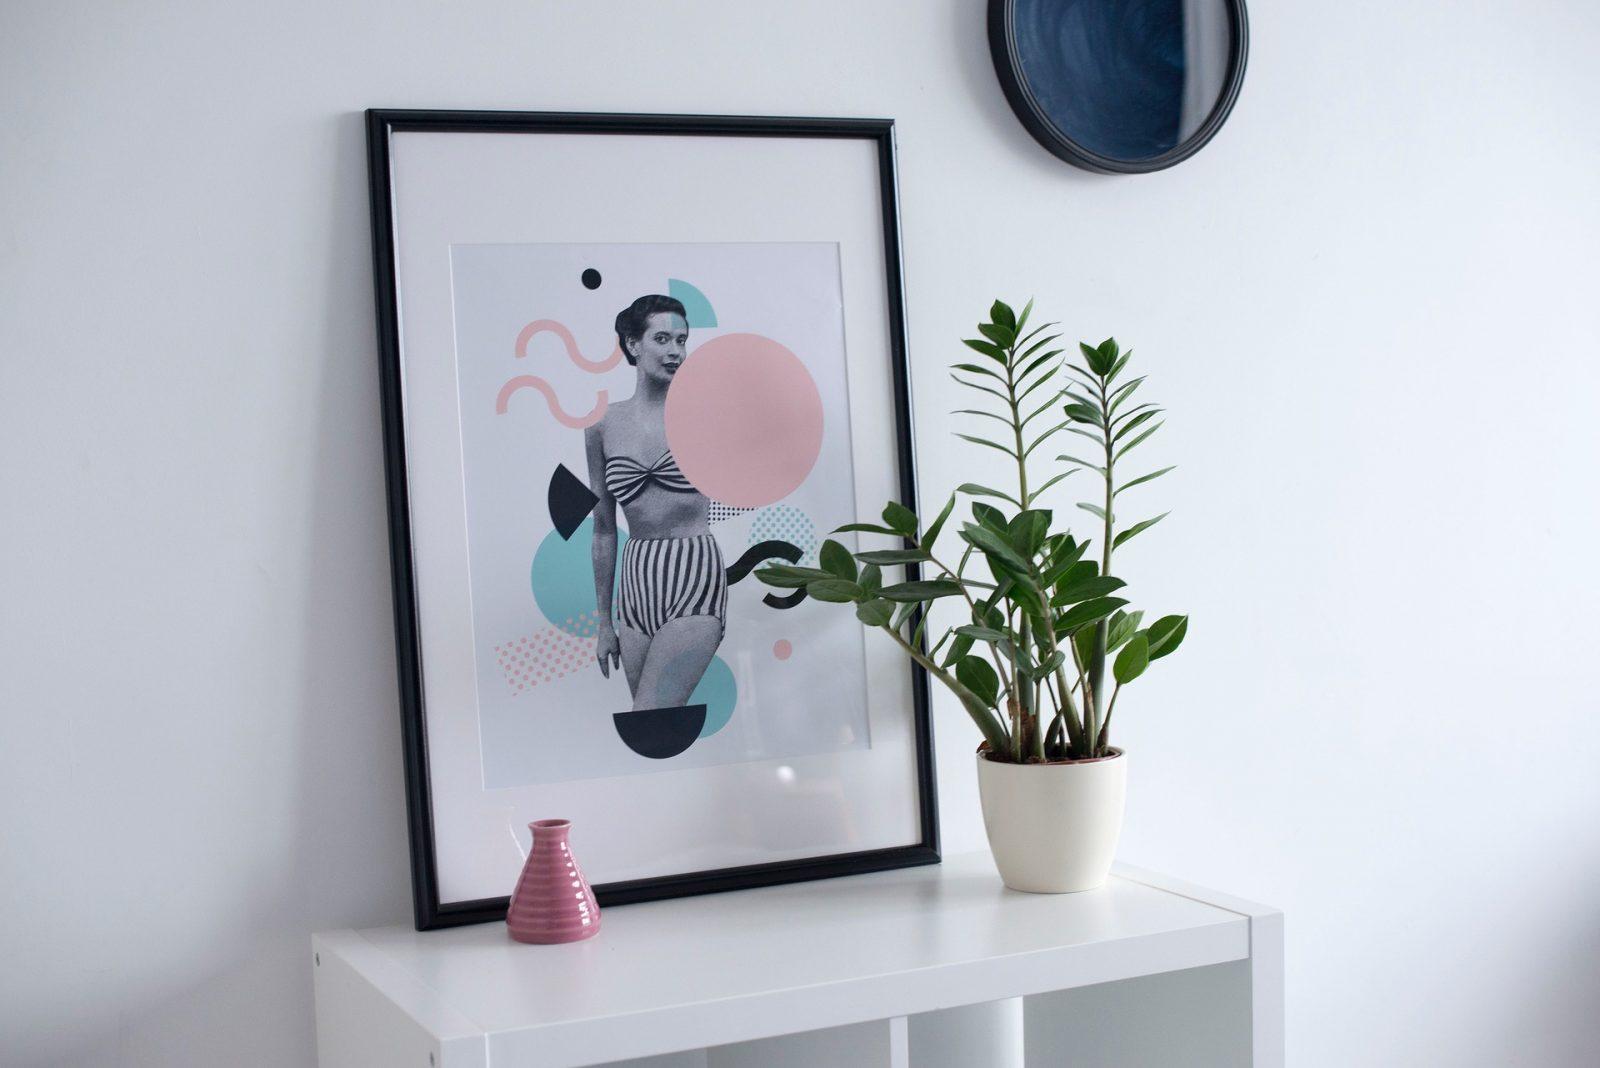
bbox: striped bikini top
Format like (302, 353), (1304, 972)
(605, 448), (696, 505)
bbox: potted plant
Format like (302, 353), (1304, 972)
(758, 300), (1187, 892)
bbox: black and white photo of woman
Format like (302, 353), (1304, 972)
(585, 295), (727, 712)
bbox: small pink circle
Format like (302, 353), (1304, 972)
(666, 334), (824, 508)
(773, 639), (793, 661)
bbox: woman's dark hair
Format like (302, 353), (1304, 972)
(614, 294), (688, 365)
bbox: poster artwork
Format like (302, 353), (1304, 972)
(450, 242), (875, 787)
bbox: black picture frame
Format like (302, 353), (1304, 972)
(987, 0), (1250, 174)
(365, 109), (939, 930)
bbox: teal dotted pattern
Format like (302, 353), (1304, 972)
(747, 505), (818, 567)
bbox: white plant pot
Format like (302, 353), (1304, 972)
(976, 748), (1127, 893)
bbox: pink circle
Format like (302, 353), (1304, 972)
(773, 639), (793, 661)
(665, 334), (824, 508)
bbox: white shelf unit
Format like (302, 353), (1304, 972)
(313, 851), (1282, 1067)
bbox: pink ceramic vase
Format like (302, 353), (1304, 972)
(507, 819), (601, 944)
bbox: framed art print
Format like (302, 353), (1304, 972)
(366, 110), (938, 930)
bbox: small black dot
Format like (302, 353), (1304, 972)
(581, 268), (602, 290)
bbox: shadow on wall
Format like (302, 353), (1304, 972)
(57, 111), (413, 1066)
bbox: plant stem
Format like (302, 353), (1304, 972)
(1097, 683), (1121, 751)
(881, 624), (1010, 752)
(1004, 341), (1041, 761)
(1088, 370), (1114, 756)
(927, 548), (1014, 699)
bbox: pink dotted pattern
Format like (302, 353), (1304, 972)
(497, 612), (602, 694)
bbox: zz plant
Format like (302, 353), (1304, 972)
(758, 300), (1187, 763)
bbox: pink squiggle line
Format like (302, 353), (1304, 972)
(515, 319), (624, 373)
(496, 376), (608, 429)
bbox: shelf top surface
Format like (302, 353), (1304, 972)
(324, 852), (1255, 1045)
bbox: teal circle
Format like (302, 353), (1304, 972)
(668, 278), (718, 328)
(531, 518), (627, 636)
(691, 655), (737, 738)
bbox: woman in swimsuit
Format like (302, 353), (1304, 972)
(586, 294), (726, 711)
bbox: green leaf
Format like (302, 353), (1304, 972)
(1106, 609), (1145, 652)
(1051, 559), (1097, 591)
(1005, 509), (1051, 557)
(1113, 408), (1162, 439)
(957, 482), (1021, 507)
(941, 631), (975, 668)
(956, 654), (1000, 707)
(1042, 541), (1090, 586)
(1015, 374), (1060, 407)
(990, 299), (1016, 330)
(1062, 390), (1099, 413)
(756, 564), (831, 588)
(1115, 466), (1176, 497)
(1032, 469), (1080, 497)
(1023, 420), (1073, 458)
(954, 625), (1007, 642)
(882, 501), (918, 536)
(953, 361), (1007, 381)
(951, 374), (1012, 403)
(1018, 336), (1062, 366)
(953, 407), (1011, 427)
(971, 502), (1009, 531)
(1064, 364), (1102, 391)
(859, 563), (883, 595)
(921, 494), (957, 551)
(1078, 341), (1107, 375)
(1113, 633), (1150, 685)
(891, 601), (918, 631)
(1021, 390), (1067, 428)
(1113, 512), (1169, 549)
(1057, 454), (1107, 475)
(855, 548), (931, 565)
(1050, 575), (1127, 607)
(959, 522), (1031, 572)
(834, 522), (901, 535)
(1073, 625), (1096, 671)
(1063, 403), (1102, 425)
(1037, 649), (1067, 675)
(807, 578), (863, 603)
(1106, 350), (1131, 383)
(819, 539), (857, 581)
(954, 432), (1019, 458)
(1107, 376), (1145, 413)
(855, 598), (894, 627)
(1061, 426), (1104, 447)
(1077, 502), (1110, 521)
(1015, 348), (1061, 384)
(1146, 615), (1188, 660)
(977, 322), (1016, 349)
(1058, 596), (1129, 633)
(1113, 421), (1164, 462)
(962, 337), (1007, 362)
(879, 579), (965, 602)
(1015, 297), (1034, 331)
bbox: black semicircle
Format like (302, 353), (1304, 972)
(612, 704), (707, 759)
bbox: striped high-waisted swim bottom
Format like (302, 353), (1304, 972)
(617, 534), (728, 639)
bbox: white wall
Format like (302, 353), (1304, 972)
(4, 1), (1598, 1064)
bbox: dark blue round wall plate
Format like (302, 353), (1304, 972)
(989, 0), (1249, 174)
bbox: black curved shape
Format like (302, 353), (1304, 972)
(548, 464), (599, 540)
(988, 0), (1249, 174)
(725, 539), (802, 584)
(763, 588), (808, 610)
(612, 704), (707, 759)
